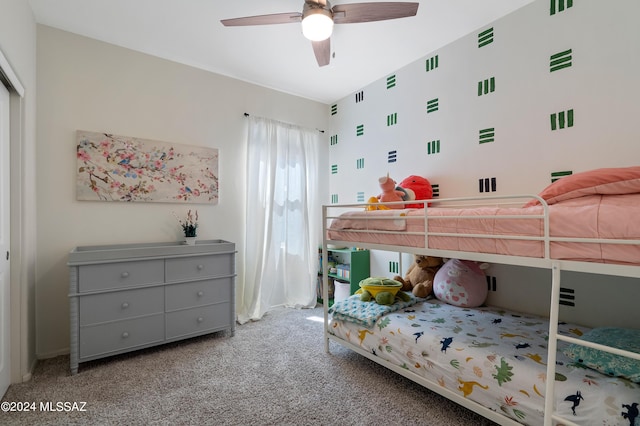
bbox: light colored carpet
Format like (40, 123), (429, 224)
(1, 305), (498, 425)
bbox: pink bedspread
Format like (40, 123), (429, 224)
(327, 194), (640, 264)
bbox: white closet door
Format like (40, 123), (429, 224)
(0, 81), (10, 397)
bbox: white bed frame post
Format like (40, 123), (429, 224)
(544, 262), (562, 426)
(322, 205), (330, 353)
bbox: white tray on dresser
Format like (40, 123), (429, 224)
(68, 240), (236, 374)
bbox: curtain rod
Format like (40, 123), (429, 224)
(244, 113), (324, 133)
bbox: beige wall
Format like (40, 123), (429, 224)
(0, 0), (38, 382)
(36, 25), (328, 357)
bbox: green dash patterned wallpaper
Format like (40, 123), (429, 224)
(327, 0), (640, 205)
(325, 0), (640, 317)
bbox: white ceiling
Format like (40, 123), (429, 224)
(27, 0), (534, 104)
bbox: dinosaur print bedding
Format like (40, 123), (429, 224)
(328, 298), (640, 425)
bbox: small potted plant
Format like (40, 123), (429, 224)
(174, 210), (198, 244)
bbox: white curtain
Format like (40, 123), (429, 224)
(238, 116), (321, 324)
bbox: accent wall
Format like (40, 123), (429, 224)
(326, 0), (640, 326)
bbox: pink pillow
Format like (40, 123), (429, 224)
(433, 259), (487, 308)
(524, 166), (640, 207)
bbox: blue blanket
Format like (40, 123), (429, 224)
(328, 292), (419, 328)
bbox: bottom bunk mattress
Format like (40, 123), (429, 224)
(328, 297), (640, 425)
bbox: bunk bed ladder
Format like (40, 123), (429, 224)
(545, 264), (587, 426)
(544, 262), (564, 426)
(543, 262), (640, 426)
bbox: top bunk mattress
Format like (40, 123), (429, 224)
(326, 193), (640, 265)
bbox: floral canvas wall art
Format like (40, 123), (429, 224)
(76, 130), (219, 204)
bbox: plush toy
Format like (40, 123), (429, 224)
(366, 174), (430, 211)
(399, 175), (433, 208)
(377, 174), (406, 208)
(433, 259), (488, 307)
(394, 254), (444, 298)
(357, 277), (410, 305)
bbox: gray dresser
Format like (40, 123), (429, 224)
(68, 240), (235, 374)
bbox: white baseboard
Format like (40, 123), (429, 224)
(36, 347), (69, 360)
(20, 348), (68, 382)
(21, 357), (38, 383)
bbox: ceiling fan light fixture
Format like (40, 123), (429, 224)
(222, 1), (419, 67)
(301, 9), (334, 41)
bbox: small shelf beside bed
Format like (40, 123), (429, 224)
(317, 247), (369, 305)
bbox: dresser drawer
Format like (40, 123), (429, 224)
(165, 253), (234, 282)
(165, 278), (232, 311)
(79, 314), (164, 359)
(78, 259), (164, 292)
(79, 287), (164, 326)
(165, 304), (231, 340)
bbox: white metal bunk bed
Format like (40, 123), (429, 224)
(321, 193), (640, 426)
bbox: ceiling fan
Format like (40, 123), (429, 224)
(221, 1), (419, 67)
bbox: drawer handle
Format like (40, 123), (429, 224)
(121, 302), (130, 309)
(197, 264), (204, 271)
(121, 271), (130, 278)
(197, 317), (204, 323)
(122, 332), (130, 339)
(197, 291), (204, 297)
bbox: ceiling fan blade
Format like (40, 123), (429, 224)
(332, 2), (418, 24)
(311, 38), (331, 67)
(221, 12), (302, 27)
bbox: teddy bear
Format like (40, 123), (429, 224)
(394, 254), (444, 298)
